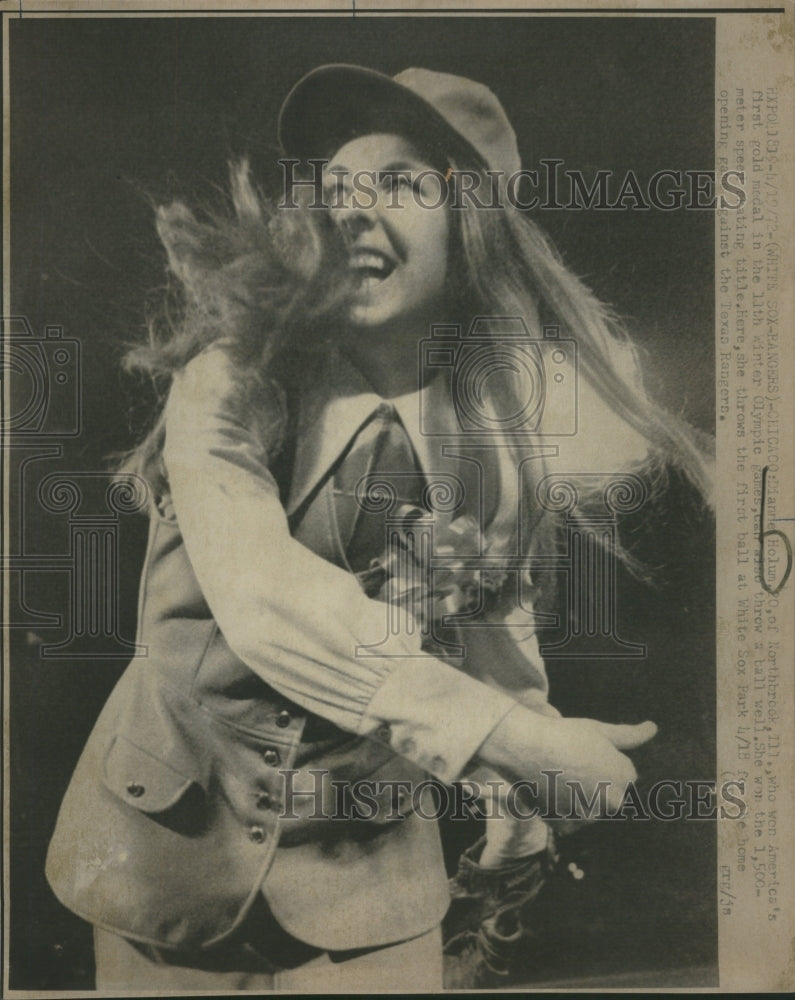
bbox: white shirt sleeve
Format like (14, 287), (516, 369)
(161, 346), (517, 784)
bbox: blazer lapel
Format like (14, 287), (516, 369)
(285, 351), (381, 518)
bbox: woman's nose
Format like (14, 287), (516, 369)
(333, 204), (375, 242)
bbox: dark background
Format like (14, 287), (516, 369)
(7, 15), (716, 989)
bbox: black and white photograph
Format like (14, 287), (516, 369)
(2, 1), (793, 994)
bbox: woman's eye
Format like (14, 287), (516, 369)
(379, 172), (412, 194)
(323, 177), (351, 206)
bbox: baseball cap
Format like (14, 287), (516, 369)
(278, 64), (521, 177)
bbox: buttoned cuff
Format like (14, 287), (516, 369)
(357, 658), (518, 785)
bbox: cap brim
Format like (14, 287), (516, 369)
(277, 64), (474, 168)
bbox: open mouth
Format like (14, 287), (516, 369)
(349, 249), (396, 285)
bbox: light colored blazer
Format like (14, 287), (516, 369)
(46, 344), (522, 953)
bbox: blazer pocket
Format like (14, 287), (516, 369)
(102, 735), (199, 814)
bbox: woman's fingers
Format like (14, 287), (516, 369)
(594, 719), (658, 750)
(475, 708), (659, 820)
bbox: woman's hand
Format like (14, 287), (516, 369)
(475, 705), (657, 819)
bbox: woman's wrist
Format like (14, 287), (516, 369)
(473, 707), (655, 820)
(473, 703), (555, 783)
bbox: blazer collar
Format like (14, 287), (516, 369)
(285, 347), (452, 517)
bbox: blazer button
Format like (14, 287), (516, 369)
(249, 825), (266, 844)
(256, 791), (271, 810)
(276, 710), (291, 728)
(262, 748), (281, 767)
(126, 783), (145, 798)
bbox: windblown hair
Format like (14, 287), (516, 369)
(437, 140), (714, 500)
(122, 142), (713, 586)
(120, 161), (353, 496)
(420, 135), (713, 583)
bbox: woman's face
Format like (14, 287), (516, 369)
(325, 133), (451, 334)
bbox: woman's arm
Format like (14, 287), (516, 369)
(163, 345), (654, 804)
(163, 345), (516, 784)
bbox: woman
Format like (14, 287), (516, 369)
(46, 65), (709, 991)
